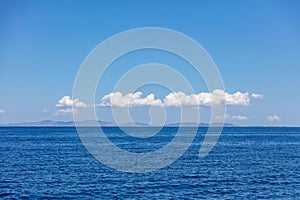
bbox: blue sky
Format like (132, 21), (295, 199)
(0, 0), (300, 126)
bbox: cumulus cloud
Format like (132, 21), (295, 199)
(267, 114), (282, 122)
(53, 96), (87, 116)
(55, 96), (88, 108)
(98, 90), (263, 107)
(99, 92), (162, 107)
(52, 108), (79, 116)
(0, 109), (5, 114)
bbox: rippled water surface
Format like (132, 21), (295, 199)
(1, 127), (300, 199)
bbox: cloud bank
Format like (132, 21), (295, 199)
(52, 90), (263, 115)
(98, 90), (263, 107)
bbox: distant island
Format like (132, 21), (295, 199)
(0, 120), (236, 127)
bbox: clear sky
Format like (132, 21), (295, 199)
(0, 0), (300, 126)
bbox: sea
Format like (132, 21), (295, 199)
(1, 127), (299, 199)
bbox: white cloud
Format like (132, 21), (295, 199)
(53, 96), (87, 116)
(99, 92), (162, 107)
(98, 90), (263, 107)
(251, 93), (264, 99)
(0, 109), (5, 114)
(267, 114), (282, 122)
(55, 96), (88, 108)
(52, 108), (78, 116)
(224, 91), (251, 106)
(41, 109), (48, 113)
(215, 114), (248, 121)
(231, 115), (248, 121)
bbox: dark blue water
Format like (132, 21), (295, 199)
(1, 127), (300, 199)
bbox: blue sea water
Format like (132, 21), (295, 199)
(1, 127), (300, 199)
